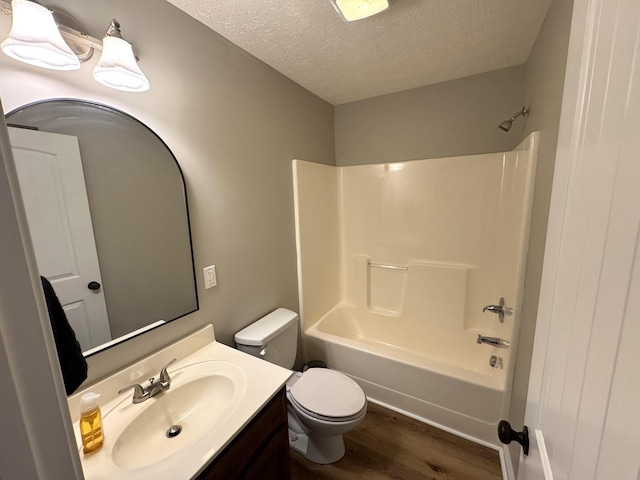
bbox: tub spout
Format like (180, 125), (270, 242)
(477, 335), (510, 349)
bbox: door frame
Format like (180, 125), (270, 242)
(517, 0), (640, 478)
(522, 0), (592, 439)
(0, 104), (83, 478)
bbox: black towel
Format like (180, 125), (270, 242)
(40, 276), (88, 395)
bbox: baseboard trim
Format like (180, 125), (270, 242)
(500, 444), (516, 480)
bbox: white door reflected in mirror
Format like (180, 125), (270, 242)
(10, 127), (111, 351)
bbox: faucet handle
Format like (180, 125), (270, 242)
(482, 297), (513, 323)
(118, 383), (151, 404)
(158, 358), (177, 383)
(118, 383), (145, 397)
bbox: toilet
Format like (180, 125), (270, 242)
(234, 308), (367, 464)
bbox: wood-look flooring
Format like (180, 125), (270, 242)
(290, 403), (502, 480)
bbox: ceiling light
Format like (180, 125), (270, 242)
(92, 20), (149, 93)
(1, 0), (80, 70)
(331, 0), (389, 22)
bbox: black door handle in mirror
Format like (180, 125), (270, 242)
(88, 281), (101, 291)
(498, 420), (529, 455)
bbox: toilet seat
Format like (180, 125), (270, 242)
(288, 393), (367, 423)
(287, 368), (366, 421)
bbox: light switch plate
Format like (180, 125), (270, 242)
(203, 265), (217, 289)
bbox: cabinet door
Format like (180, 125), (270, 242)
(239, 423), (290, 480)
(197, 389), (290, 480)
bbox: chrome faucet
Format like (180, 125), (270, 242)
(482, 297), (513, 323)
(118, 358), (176, 404)
(477, 335), (510, 349)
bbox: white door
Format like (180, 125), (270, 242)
(9, 127), (111, 351)
(518, 0), (640, 478)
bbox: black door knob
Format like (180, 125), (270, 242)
(498, 420), (529, 455)
(87, 281), (101, 291)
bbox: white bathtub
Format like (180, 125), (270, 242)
(302, 304), (509, 445)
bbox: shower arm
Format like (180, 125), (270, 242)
(509, 107), (529, 122)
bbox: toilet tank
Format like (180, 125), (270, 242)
(234, 308), (299, 369)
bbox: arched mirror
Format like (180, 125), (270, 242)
(7, 100), (198, 356)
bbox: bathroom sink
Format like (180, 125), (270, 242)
(70, 328), (293, 480)
(109, 361), (246, 470)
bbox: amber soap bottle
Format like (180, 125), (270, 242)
(79, 392), (104, 454)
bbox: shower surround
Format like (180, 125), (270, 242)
(293, 133), (538, 444)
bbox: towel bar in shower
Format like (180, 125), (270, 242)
(368, 262), (408, 271)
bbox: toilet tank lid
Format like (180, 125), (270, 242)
(234, 308), (299, 346)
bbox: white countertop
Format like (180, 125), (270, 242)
(68, 325), (292, 479)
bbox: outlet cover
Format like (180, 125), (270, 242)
(203, 265), (217, 289)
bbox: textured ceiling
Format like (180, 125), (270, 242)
(167, 0), (552, 105)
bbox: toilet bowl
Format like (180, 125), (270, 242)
(234, 308), (367, 464)
(285, 368), (367, 463)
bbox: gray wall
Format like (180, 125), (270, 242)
(334, 65), (527, 166)
(0, 0), (334, 383)
(509, 0), (574, 472)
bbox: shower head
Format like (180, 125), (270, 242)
(499, 106), (529, 132)
(499, 119), (514, 132)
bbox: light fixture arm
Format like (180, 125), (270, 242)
(105, 19), (123, 39)
(57, 22), (102, 51)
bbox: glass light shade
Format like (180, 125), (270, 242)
(331, 0), (389, 21)
(93, 36), (150, 92)
(1, 0), (80, 70)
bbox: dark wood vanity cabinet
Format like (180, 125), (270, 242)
(196, 388), (291, 480)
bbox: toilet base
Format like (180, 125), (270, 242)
(288, 428), (346, 464)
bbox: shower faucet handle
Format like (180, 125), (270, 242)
(482, 297), (513, 323)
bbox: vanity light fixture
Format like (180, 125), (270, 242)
(0, 0), (149, 92)
(0, 0), (79, 70)
(93, 20), (150, 93)
(330, 0), (390, 21)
